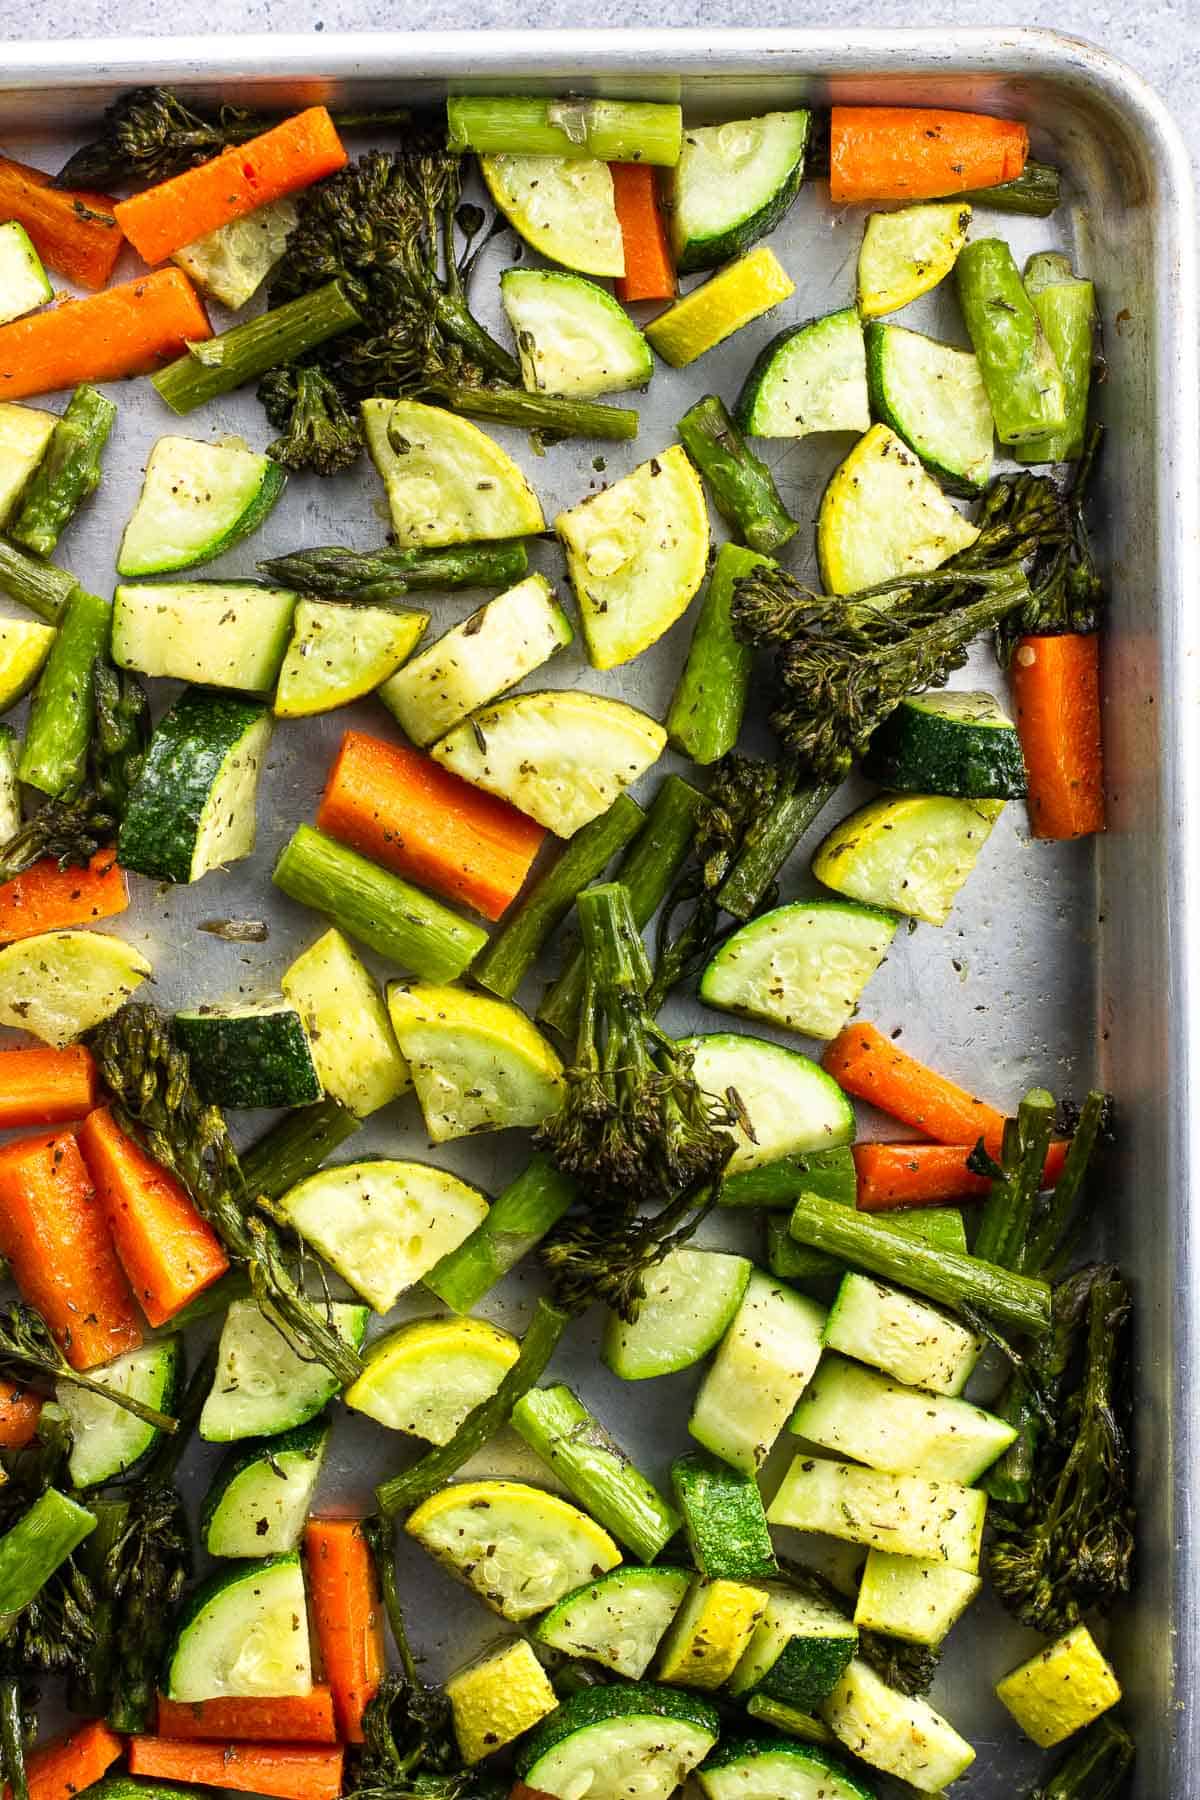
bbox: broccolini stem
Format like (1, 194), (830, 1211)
(421, 383), (639, 442)
(1028, 1715), (1134, 1799)
(974, 1088), (1056, 1271)
(429, 298), (521, 386)
(0, 1676), (28, 1800)
(240, 1099), (362, 1203)
(153, 281), (362, 415)
(715, 778), (837, 921)
(677, 394), (797, 553)
(1024, 1088), (1109, 1276)
(362, 1515), (417, 1684)
(0, 540), (78, 625)
(259, 538), (529, 603)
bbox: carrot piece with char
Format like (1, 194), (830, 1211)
(823, 1021), (1008, 1155)
(611, 162), (675, 302)
(0, 155), (124, 290)
(0, 849), (128, 944)
(15, 1720), (124, 1800)
(305, 1517), (386, 1743)
(155, 1690), (339, 1745)
(0, 1045), (97, 1129)
(0, 269), (211, 400)
(0, 1376), (42, 1448)
(128, 1738), (345, 1800)
(1011, 632), (1105, 840)
(853, 1138), (1070, 1210)
(829, 105), (1029, 203)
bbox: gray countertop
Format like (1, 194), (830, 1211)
(3, 0), (1198, 180)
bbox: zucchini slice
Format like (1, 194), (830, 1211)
(281, 928), (410, 1118)
(200, 1299), (369, 1443)
(556, 444), (709, 669)
(680, 1032), (855, 1172)
(363, 399), (545, 548)
(266, 1159), (491, 1313)
(501, 268), (652, 397)
(602, 1247), (751, 1381)
(274, 600), (427, 719)
(699, 1738), (873, 1800)
(0, 222), (52, 325)
(431, 689), (667, 837)
(790, 1351), (1018, 1481)
(0, 401), (55, 524)
(857, 201), (972, 319)
(116, 436), (287, 579)
(446, 1637), (558, 1767)
(202, 1418), (330, 1557)
(853, 1549), (981, 1648)
(534, 1566), (692, 1679)
(60, 1337), (183, 1488)
(671, 1451), (778, 1583)
(164, 1553), (313, 1702)
(112, 581), (297, 694)
(174, 1000), (321, 1110)
(0, 930), (151, 1046)
(0, 616), (56, 714)
(736, 309), (869, 440)
(767, 1456), (987, 1572)
(405, 1478), (622, 1621)
(817, 423), (980, 595)
(656, 1577), (769, 1689)
(345, 1314), (519, 1442)
(821, 1658), (976, 1791)
(823, 1271), (982, 1397)
(172, 195), (298, 311)
(378, 573), (572, 747)
(516, 1682), (718, 1800)
(728, 1583), (858, 1711)
(669, 112), (810, 272)
(645, 247), (794, 369)
(689, 1272), (826, 1476)
(386, 981), (564, 1143)
(865, 322), (994, 493)
(862, 687), (1026, 798)
(813, 793), (1005, 926)
(116, 689), (272, 886)
(700, 899), (898, 1041)
(481, 154), (624, 277)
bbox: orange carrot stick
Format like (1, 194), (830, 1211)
(829, 105), (1029, 203)
(0, 1045), (97, 1129)
(0, 155), (124, 290)
(1011, 632), (1105, 840)
(0, 849), (128, 944)
(305, 1518), (385, 1743)
(611, 162), (675, 303)
(0, 268), (211, 401)
(128, 1739), (345, 1800)
(156, 1691), (339, 1745)
(0, 1377), (43, 1448)
(823, 1022), (1008, 1154)
(0, 1128), (141, 1369)
(853, 1138), (1070, 1211)
(77, 1106), (229, 1328)
(115, 108), (348, 266)
(17, 1721), (124, 1800)
(317, 729), (546, 922)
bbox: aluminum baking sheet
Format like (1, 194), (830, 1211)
(1, 29), (1196, 1797)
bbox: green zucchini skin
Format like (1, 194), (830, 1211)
(173, 1003), (322, 1110)
(671, 1450), (778, 1581)
(670, 113), (811, 274)
(516, 1680), (719, 1774)
(863, 692), (1028, 799)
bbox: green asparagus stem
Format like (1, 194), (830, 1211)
(677, 395), (797, 554)
(719, 1146), (857, 1210)
(0, 729), (18, 843)
(258, 538), (529, 604)
(1015, 254), (1095, 464)
(0, 1304), (176, 1433)
(240, 1098), (362, 1203)
(667, 542), (765, 765)
(956, 238), (1067, 445)
(376, 1298), (568, 1517)
(1024, 1090), (1109, 1277)
(424, 1156), (578, 1315)
(745, 1694), (836, 1746)
(959, 159), (1061, 217)
(511, 1384), (681, 1563)
(715, 779), (836, 920)
(0, 1490), (95, 1640)
(17, 590), (110, 798)
(1028, 1715), (1134, 1799)
(273, 825), (487, 984)
(9, 387), (117, 560)
(89, 1005), (363, 1387)
(152, 281), (362, 415)
(0, 1675), (28, 1800)
(472, 794), (645, 1001)
(974, 1088), (1056, 1270)
(0, 540), (78, 624)
(766, 1205), (967, 1288)
(446, 95), (683, 165)
(423, 383), (639, 442)
(538, 774), (705, 1041)
(788, 1192), (1053, 1335)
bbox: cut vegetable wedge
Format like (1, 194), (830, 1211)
(821, 1659), (975, 1792)
(737, 310), (869, 440)
(275, 601), (427, 718)
(700, 899), (898, 1041)
(164, 1553), (313, 1702)
(501, 268), (652, 396)
(790, 1352), (1018, 1481)
(116, 437), (286, 578)
(200, 1300), (368, 1443)
(603, 1247), (752, 1380)
(0, 616), (56, 713)
(669, 112), (810, 272)
(431, 689), (667, 837)
(172, 196), (299, 311)
(854, 1549), (981, 1647)
(405, 1478), (622, 1619)
(699, 1738), (873, 1800)
(681, 1032), (855, 1173)
(534, 1566), (692, 1679)
(202, 1419), (329, 1558)
(281, 929), (409, 1118)
(767, 1456), (986, 1571)
(689, 1272), (826, 1475)
(817, 423), (980, 594)
(556, 444), (709, 669)
(865, 322), (994, 493)
(113, 582), (297, 694)
(481, 154), (624, 277)
(516, 1683), (718, 1799)
(813, 793), (1005, 925)
(646, 248), (795, 368)
(0, 401), (56, 525)
(0, 930), (151, 1045)
(656, 1577), (769, 1689)
(363, 399), (545, 547)
(345, 1314), (519, 1441)
(386, 981), (564, 1143)
(857, 202), (972, 318)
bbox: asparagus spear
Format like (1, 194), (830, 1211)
(9, 387), (117, 560)
(17, 590), (110, 798)
(152, 281), (362, 415)
(258, 538), (529, 604)
(1028, 1715), (1134, 1798)
(538, 774), (704, 1041)
(667, 541), (765, 765)
(424, 1155), (578, 1315)
(974, 1088), (1056, 1269)
(787, 1191), (1053, 1336)
(0, 1490), (96, 1643)
(511, 1384), (681, 1563)
(472, 794), (645, 1001)
(956, 238), (1067, 445)
(0, 539), (79, 624)
(424, 382), (639, 442)
(446, 95), (683, 164)
(719, 1146), (857, 1210)
(715, 778), (837, 920)
(677, 394), (797, 553)
(1016, 252), (1096, 464)
(240, 1097), (362, 1203)
(376, 1298), (568, 1517)
(960, 159), (1061, 217)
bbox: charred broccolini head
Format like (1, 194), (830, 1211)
(259, 364), (363, 477)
